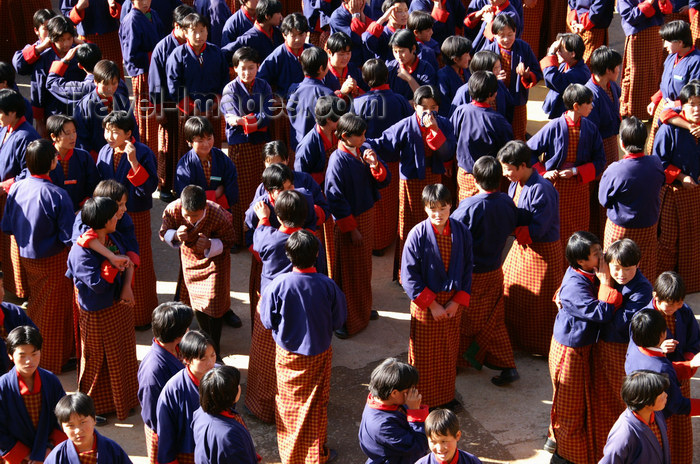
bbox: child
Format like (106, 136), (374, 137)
(192, 366), (258, 464)
(599, 371), (671, 464)
(160, 185), (236, 358)
(0, 62), (33, 124)
(652, 81), (700, 293)
(464, 0), (521, 53)
(416, 409), (482, 464)
(156, 330), (217, 464)
(260, 229), (347, 463)
(401, 184), (472, 408)
(45, 42), (107, 112)
(541, 33), (590, 120)
(450, 70), (513, 201)
(437, 35), (472, 118)
(407, 0), (466, 45)
(96, 110), (159, 329)
(408, 11), (440, 72)
(598, 117), (664, 281)
(591, 238), (654, 461)
(193, 0), (232, 47)
(0, 89), (38, 182)
(386, 29), (437, 102)
(138, 302), (194, 464)
(0, 326), (67, 464)
(527, 83), (606, 253)
(451, 157), (518, 386)
(483, 14), (541, 141)
(451, 50), (513, 120)
(221, 0), (257, 45)
(325, 113), (390, 337)
(224, 0), (283, 61)
(0, 272), (37, 374)
(358, 358), (429, 464)
(323, 32), (367, 98)
(328, 0), (374, 68)
(567, 0), (614, 66)
(625, 308), (700, 464)
(1, 140), (75, 375)
(547, 231), (621, 463)
(362, 0), (410, 62)
(497, 140), (562, 356)
(66, 197), (139, 420)
(45, 393), (131, 464)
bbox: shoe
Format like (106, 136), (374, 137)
(61, 358), (78, 372)
(370, 310), (379, 320)
(230, 245), (243, 254)
(223, 310), (242, 328)
(371, 249), (384, 256)
(550, 452), (573, 464)
(95, 415), (107, 426)
(135, 323), (152, 331)
(326, 449), (338, 463)
(491, 368), (520, 386)
(334, 326), (350, 339)
(159, 191), (176, 203)
(543, 437), (557, 454)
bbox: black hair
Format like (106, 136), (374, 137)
(151, 302), (195, 343)
(281, 12), (309, 35)
(274, 189), (308, 227)
(46, 114), (76, 139)
(621, 370), (670, 412)
(470, 50), (500, 73)
(285, 229), (319, 269)
(80, 197), (119, 230)
(619, 116), (647, 153)
(181, 184), (207, 212)
(199, 366), (241, 415)
(604, 238), (642, 268)
(468, 70), (497, 102)
(408, 10), (435, 32)
(381, 0), (408, 12)
(33, 8), (57, 28)
(262, 163), (294, 192)
(589, 46), (622, 76)
(325, 32), (352, 54)
(441, 35), (472, 67)
(654, 271), (686, 303)
(300, 47), (328, 78)
(336, 113), (367, 138)
(414, 84), (441, 107)
(660, 20), (693, 48)
(630, 308), (667, 348)
(46, 15), (77, 43)
(0, 62), (16, 88)
(263, 140), (289, 162)
(425, 409), (460, 438)
(232, 46), (261, 67)
(102, 110), (135, 134)
(93, 60), (121, 83)
(256, 0), (282, 22)
(559, 33), (585, 62)
(421, 183), (451, 208)
(565, 231), (600, 269)
(6, 326), (42, 355)
(361, 59), (388, 88)
(181, 12), (209, 30)
(562, 83), (593, 109)
(497, 140), (531, 168)
(179, 330), (214, 362)
(173, 4), (196, 26)
(679, 81), (700, 105)
(368, 357), (419, 400)
(491, 14), (517, 36)
(389, 29), (417, 51)
(184, 116), (214, 142)
(26, 139), (57, 175)
(55, 393), (96, 423)
(75, 43), (102, 73)
(93, 179), (128, 203)
(0, 89), (25, 118)
(315, 94), (347, 126)
(472, 156), (502, 192)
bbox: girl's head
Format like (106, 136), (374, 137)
(335, 113), (367, 147)
(179, 330), (217, 377)
(390, 30), (418, 65)
(81, 197), (119, 232)
(589, 46), (622, 79)
(565, 231), (601, 270)
(621, 370), (669, 412)
(199, 366), (242, 415)
(440, 35), (472, 69)
(381, 0), (409, 28)
(368, 357), (419, 400)
(618, 116), (647, 154)
(93, 179), (128, 220)
(47, 114), (78, 152)
(491, 15), (517, 49)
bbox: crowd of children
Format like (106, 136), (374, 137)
(1, 0), (700, 463)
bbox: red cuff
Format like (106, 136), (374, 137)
(2, 441), (31, 464)
(651, 90), (663, 105)
(580, 12), (594, 31)
(313, 204), (325, 225)
(533, 162), (546, 175)
(22, 45), (40, 65)
(658, 0), (672, 14)
(638, 1), (656, 17)
(464, 12), (480, 29)
(690, 7), (698, 22)
(598, 284), (623, 308)
(311, 172), (324, 185)
(577, 162), (596, 184)
(366, 21), (384, 38)
(540, 55), (559, 69)
(49, 60), (69, 76)
(350, 16), (369, 35)
(664, 165), (682, 184)
(126, 251), (140, 268)
(77, 228), (99, 248)
(413, 287), (437, 310)
(452, 291), (470, 307)
(520, 71), (538, 89)
(659, 107), (678, 124)
(514, 225), (532, 245)
(215, 194), (230, 210)
(672, 360), (694, 380)
(49, 428), (68, 446)
(567, 8), (577, 25)
(127, 164), (150, 187)
(177, 97), (196, 115)
(100, 260), (119, 283)
(335, 214), (357, 233)
(0, 178), (15, 194)
(242, 113), (259, 135)
(370, 163), (387, 182)
(258, 216), (272, 227)
(33, 106), (45, 122)
(690, 398), (700, 416)
(431, 5), (450, 22)
(109, 2), (121, 18)
(425, 129), (446, 150)
(406, 405), (429, 422)
(69, 5), (85, 24)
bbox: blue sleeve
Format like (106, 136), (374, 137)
(224, 155), (239, 206)
(131, 146), (159, 199)
(526, 185), (558, 240)
(401, 226), (430, 300)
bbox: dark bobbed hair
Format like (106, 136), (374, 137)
(181, 12), (209, 30)
(93, 60), (121, 83)
(173, 4), (196, 26)
(262, 140), (289, 162)
(75, 43), (102, 72)
(0, 89), (25, 117)
(468, 70), (497, 102)
(368, 357), (419, 400)
(315, 94), (347, 126)
(151, 302), (194, 343)
(654, 271), (686, 302)
(630, 308), (667, 348)
(232, 46), (261, 67)
(604, 238), (641, 267)
(325, 32), (352, 54)
(660, 20), (693, 47)
(562, 83), (593, 110)
(81, 197), (119, 230)
(280, 12), (309, 35)
(262, 163), (294, 192)
(184, 116), (214, 142)
(414, 84), (441, 106)
(6, 326), (42, 355)
(33, 8), (57, 28)
(46, 114), (76, 139)
(491, 14), (517, 36)
(102, 110), (135, 133)
(389, 29), (417, 51)
(26, 139), (57, 175)
(619, 116), (647, 153)
(181, 184), (207, 212)
(46, 15), (77, 42)
(565, 231), (600, 269)
(274, 189), (308, 227)
(440, 35), (471, 67)
(256, 0), (282, 21)
(472, 156), (502, 192)
(199, 365), (241, 414)
(425, 409), (460, 438)
(422, 183), (451, 208)
(559, 33), (585, 62)
(589, 46), (622, 76)
(300, 47), (328, 78)
(362, 59), (388, 88)
(497, 140), (531, 168)
(408, 10), (435, 32)
(621, 370), (670, 412)
(55, 393), (96, 423)
(179, 330), (214, 362)
(470, 50), (500, 73)
(284, 229), (319, 269)
(336, 113), (367, 138)
(93, 179), (128, 203)
(0, 62), (16, 88)
(679, 81), (700, 105)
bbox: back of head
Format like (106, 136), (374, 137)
(93, 60), (121, 83)
(562, 83), (593, 110)
(262, 140), (289, 163)
(0, 88), (26, 118)
(679, 81), (700, 105)
(179, 330), (214, 362)
(491, 13), (516, 35)
(469, 50), (499, 73)
(362, 59), (388, 88)
(368, 357), (419, 400)
(75, 43), (102, 73)
(102, 110), (135, 133)
(151, 302), (194, 343)
(559, 33), (585, 62)
(80, 197), (118, 230)
(284, 229), (318, 269)
(660, 20), (693, 47)
(422, 183), (451, 208)
(619, 116), (647, 153)
(468, 70), (497, 102)
(300, 47), (328, 78)
(440, 35), (471, 67)
(389, 29), (417, 50)
(6, 325), (42, 356)
(184, 116), (214, 143)
(425, 409), (460, 438)
(336, 113), (367, 139)
(26, 139), (57, 175)
(199, 366), (241, 414)
(274, 189), (308, 227)
(181, 184), (207, 212)
(232, 47), (262, 67)
(262, 163), (294, 192)
(654, 271), (686, 303)
(472, 156), (502, 192)
(325, 32), (352, 54)
(55, 393), (96, 423)
(0, 62), (16, 88)
(407, 10), (434, 32)
(497, 140), (531, 167)
(173, 4), (196, 27)
(33, 8), (58, 28)
(256, 0), (282, 21)
(314, 95), (347, 126)
(414, 84), (441, 107)
(46, 15), (77, 42)
(630, 309), (667, 348)
(603, 238), (641, 268)
(565, 231), (600, 269)
(93, 179), (128, 203)
(621, 370), (670, 411)
(589, 46), (622, 76)
(280, 12), (309, 35)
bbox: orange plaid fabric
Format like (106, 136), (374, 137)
(435, 229), (451, 271)
(60, 156), (71, 179)
(157, 106), (180, 191)
(373, 161), (399, 251)
(500, 49), (512, 88)
(4, 233), (28, 299)
(663, 312), (676, 338)
(228, 142), (265, 247)
(692, 9), (700, 48)
(78, 447), (98, 464)
(620, 26), (664, 118)
(579, 29), (607, 67)
(457, 168), (479, 202)
(130, 210), (159, 326)
(591, 340), (628, 461)
(244, 307), (277, 423)
(22, 391), (41, 428)
(667, 379), (692, 464)
(81, 31), (123, 76)
(248, 255), (262, 327)
(553, 175), (590, 258)
(0, 324), (6, 339)
(113, 149), (123, 170)
(512, 105), (527, 141)
(646, 102), (667, 154)
(513, 182), (524, 206)
(133, 73), (158, 154)
(201, 158), (212, 187)
(144, 425), (158, 464)
(565, 124), (580, 165)
(522, 0), (544, 58)
(176, 452), (195, 464)
(322, 217), (336, 279)
(649, 419), (664, 450)
(604, 220), (658, 284)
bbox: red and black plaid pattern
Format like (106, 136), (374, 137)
(0, 324), (6, 340)
(13, 0), (48, 51)
(645, 101), (667, 154)
(579, 29), (607, 68)
(657, 184), (700, 292)
(553, 177), (590, 256)
(373, 161), (399, 251)
(522, 0), (545, 58)
(60, 156), (71, 179)
(21, 250), (73, 374)
(457, 168), (479, 203)
(275, 345), (332, 464)
(620, 26), (664, 119)
(666, 379), (693, 464)
(248, 255), (262, 327)
(604, 221), (658, 286)
(81, 31), (124, 77)
(460, 269), (515, 370)
(565, 125), (580, 165)
(663, 311), (676, 338)
(590, 340), (628, 461)
(545, 0), (569, 53)
(201, 159), (212, 187)
(113, 149), (124, 171)
(692, 10), (700, 49)
(78, 301), (138, 420)
(435, 231), (450, 271)
(244, 306), (277, 424)
(157, 108), (180, 192)
(133, 73), (159, 155)
(322, 216), (336, 279)
(228, 142), (265, 247)
(130, 210), (160, 326)
(503, 241), (564, 356)
(144, 425), (159, 464)
(589, 136), (620, 239)
(512, 105), (528, 142)
(78, 448), (98, 464)
(500, 49), (512, 89)
(176, 453), (195, 464)
(23, 390), (41, 428)
(3, 234), (29, 299)
(333, 209), (374, 335)
(548, 338), (595, 464)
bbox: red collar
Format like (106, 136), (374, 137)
(494, 0), (510, 13)
(0, 308), (4, 327)
(254, 22), (273, 40)
(592, 75), (611, 90)
(497, 43), (512, 53)
(675, 46), (695, 65)
(267, 193), (275, 207)
(638, 346), (666, 358)
(431, 221), (451, 236)
(74, 433), (98, 454)
(564, 113), (581, 127)
(623, 152), (645, 160)
(471, 101), (490, 108)
(17, 369), (41, 395)
(574, 268), (595, 282)
(401, 56), (419, 74)
(366, 394), (400, 411)
(316, 124), (335, 150)
(186, 366), (201, 387)
(96, 89), (113, 106)
(154, 338), (180, 359)
(187, 41), (207, 56)
(370, 84), (390, 91)
(339, 144), (361, 159)
(328, 61), (347, 80)
(280, 225), (302, 235)
(241, 6), (255, 22)
(238, 77), (256, 91)
(437, 451), (461, 464)
(31, 174), (53, 182)
(387, 24), (405, 34)
(8, 116), (26, 134)
(58, 148), (74, 165)
(285, 43), (303, 58)
(632, 410), (656, 426)
(171, 31), (186, 45)
(293, 266), (317, 273)
(220, 409), (237, 419)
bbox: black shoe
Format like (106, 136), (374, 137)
(550, 452), (573, 464)
(334, 326), (350, 339)
(370, 310), (379, 320)
(135, 323), (152, 331)
(326, 448), (338, 463)
(491, 368), (520, 386)
(95, 415), (107, 426)
(543, 437), (557, 454)
(61, 358), (78, 372)
(230, 245), (243, 254)
(372, 249), (384, 256)
(224, 310), (243, 328)
(159, 190), (176, 203)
